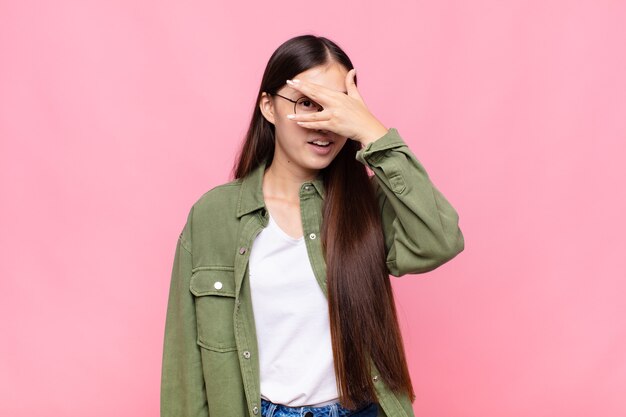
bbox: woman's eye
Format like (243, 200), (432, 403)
(296, 97), (322, 112)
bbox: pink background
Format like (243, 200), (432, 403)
(1, 1), (624, 416)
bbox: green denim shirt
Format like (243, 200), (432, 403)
(160, 127), (464, 417)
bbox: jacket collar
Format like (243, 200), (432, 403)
(236, 156), (326, 218)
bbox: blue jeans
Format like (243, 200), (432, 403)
(261, 398), (379, 417)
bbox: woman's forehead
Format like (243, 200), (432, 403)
(293, 65), (348, 92)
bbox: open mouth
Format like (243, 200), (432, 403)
(307, 139), (333, 147)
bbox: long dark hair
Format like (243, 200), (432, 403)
(233, 34), (415, 410)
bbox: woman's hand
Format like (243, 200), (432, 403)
(285, 69), (389, 146)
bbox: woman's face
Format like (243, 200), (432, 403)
(259, 62), (350, 177)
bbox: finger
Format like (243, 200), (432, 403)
(295, 120), (331, 130)
(286, 79), (337, 105)
(345, 69), (362, 100)
(286, 109), (332, 122)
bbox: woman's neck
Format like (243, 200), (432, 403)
(263, 160), (319, 204)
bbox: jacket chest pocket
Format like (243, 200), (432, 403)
(190, 269), (238, 352)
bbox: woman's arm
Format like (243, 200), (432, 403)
(284, 75), (464, 266)
(160, 206), (210, 417)
(356, 128), (465, 277)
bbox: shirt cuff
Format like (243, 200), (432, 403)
(354, 127), (407, 165)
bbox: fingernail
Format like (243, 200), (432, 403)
(291, 79), (300, 84)
(287, 114), (295, 119)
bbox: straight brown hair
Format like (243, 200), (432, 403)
(233, 34), (415, 410)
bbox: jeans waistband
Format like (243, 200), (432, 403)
(260, 397), (376, 417)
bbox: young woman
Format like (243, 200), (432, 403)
(161, 35), (464, 417)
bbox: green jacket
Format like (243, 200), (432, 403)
(161, 128), (465, 417)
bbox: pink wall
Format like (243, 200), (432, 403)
(1, 1), (624, 416)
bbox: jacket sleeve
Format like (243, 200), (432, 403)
(355, 128), (465, 277)
(160, 206), (210, 417)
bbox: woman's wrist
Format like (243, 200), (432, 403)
(358, 122), (389, 146)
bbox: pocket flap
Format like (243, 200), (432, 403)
(190, 269), (236, 297)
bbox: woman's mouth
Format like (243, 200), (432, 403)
(308, 140), (331, 147)
(307, 140), (333, 155)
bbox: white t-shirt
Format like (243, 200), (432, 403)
(249, 211), (339, 407)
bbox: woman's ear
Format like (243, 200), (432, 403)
(259, 92), (276, 125)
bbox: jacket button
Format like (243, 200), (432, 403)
(243, 350), (251, 359)
(253, 405), (259, 414)
(239, 247), (247, 254)
(309, 233), (316, 239)
(213, 281), (223, 290)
